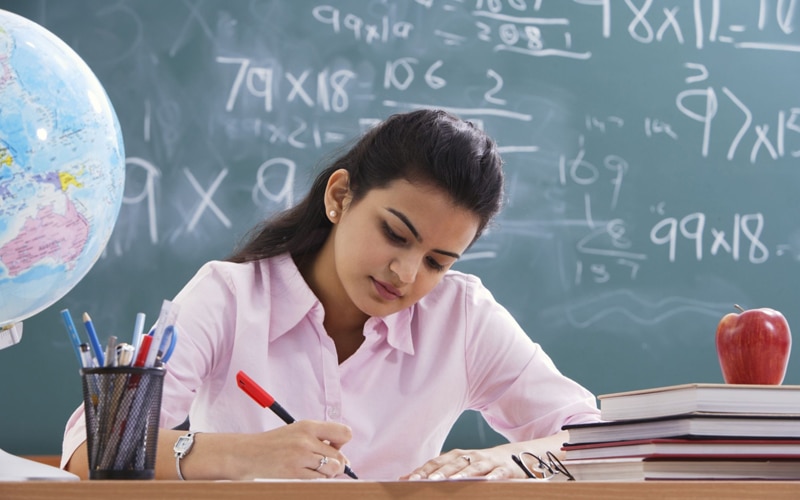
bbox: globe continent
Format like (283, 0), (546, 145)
(0, 10), (125, 326)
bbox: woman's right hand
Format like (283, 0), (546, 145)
(66, 420), (354, 480)
(219, 420), (354, 479)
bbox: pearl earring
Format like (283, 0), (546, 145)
(329, 210), (337, 218)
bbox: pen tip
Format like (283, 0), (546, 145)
(82, 312), (90, 321)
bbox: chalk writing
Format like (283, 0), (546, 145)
(650, 212), (769, 264)
(312, 5), (414, 43)
(217, 58), (356, 113)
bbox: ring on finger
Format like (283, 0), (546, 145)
(314, 456), (329, 472)
(460, 455), (471, 465)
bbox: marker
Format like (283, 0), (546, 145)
(60, 309), (83, 367)
(82, 312), (105, 367)
(236, 370), (359, 480)
(133, 335), (153, 368)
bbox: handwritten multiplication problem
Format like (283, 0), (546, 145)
(651, 212), (769, 264)
(216, 58), (356, 113)
(312, 5), (414, 44)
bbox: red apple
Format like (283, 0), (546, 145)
(715, 305), (792, 385)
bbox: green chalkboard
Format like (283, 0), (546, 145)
(2, 0), (800, 457)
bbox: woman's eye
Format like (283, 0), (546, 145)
(426, 256), (445, 271)
(383, 223), (406, 243)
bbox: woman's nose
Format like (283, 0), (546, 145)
(390, 254), (419, 284)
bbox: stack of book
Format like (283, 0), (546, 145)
(561, 383), (800, 480)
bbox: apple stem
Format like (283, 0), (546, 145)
(734, 304), (745, 312)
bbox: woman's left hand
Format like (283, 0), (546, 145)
(399, 431), (570, 481)
(399, 447), (520, 481)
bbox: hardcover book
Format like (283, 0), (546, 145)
(563, 414), (800, 445)
(563, 438), (800, 460)
(563, 456), (800, 481)
(599, 383), (800, 421)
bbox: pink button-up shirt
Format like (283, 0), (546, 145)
(63, 254), (599, 478)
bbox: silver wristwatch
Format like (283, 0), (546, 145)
(173, 431), (200, 480)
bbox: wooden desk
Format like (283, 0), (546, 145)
(1, 480), (799, 499)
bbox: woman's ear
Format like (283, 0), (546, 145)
(324, 169), (351, 222)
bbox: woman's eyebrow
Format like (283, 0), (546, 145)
(388, 208), (421, 241)
(386, 208), (461, 259)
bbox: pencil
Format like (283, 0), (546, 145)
(82, 312), (105, 367)
(60, 309), (84, 367)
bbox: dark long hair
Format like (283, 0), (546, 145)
(227, 109), (504, 264)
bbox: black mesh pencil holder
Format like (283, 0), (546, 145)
(80, 366), (165, 479)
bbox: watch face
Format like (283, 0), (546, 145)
(174, 435), (193, 454)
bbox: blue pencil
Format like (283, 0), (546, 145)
(82, 312), (105, 367)
(60, 309), (83, 367)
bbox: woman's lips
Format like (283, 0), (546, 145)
(372, 278), (401, 300)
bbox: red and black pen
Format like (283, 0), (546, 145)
(236, 370), (358, 479)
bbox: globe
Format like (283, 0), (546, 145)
(0, 10), (125, 327)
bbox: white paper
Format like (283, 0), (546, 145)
(0, 448), (79, 481)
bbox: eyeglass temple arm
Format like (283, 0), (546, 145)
(511, 454), (537, 479)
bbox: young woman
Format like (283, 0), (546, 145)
(62, 109), (600, 480)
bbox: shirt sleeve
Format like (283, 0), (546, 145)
(60, 404), (87, 469)
(462, 276), (601, 441)
(159, 261), (238, 428)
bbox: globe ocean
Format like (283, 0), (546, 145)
(0, 9), (125, 326)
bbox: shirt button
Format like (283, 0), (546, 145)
(327, 406), (340, 419)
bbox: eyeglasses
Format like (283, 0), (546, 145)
(511, 451), (574, 481)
